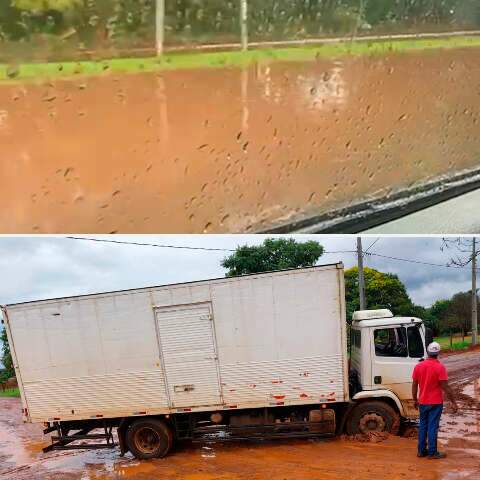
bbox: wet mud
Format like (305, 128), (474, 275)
(1, 47), (480, 233)
(1, 350), (479, 480)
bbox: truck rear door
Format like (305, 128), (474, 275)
(155, 302), (223, 409)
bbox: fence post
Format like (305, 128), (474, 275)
(156, 0), (165, 56)
(240, 0), (248, 51)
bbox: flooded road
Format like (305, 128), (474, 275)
(1, 46), (480, 233)
(1, 349), (479, 480)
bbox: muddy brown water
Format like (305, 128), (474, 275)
(1, 47), (480, 233)
(1, 350), (479, 480)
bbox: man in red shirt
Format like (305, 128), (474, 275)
(412, 341), (458, 459)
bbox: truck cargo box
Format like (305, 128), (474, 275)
(3, 264), (348, 424)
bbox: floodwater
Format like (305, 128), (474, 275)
(1, 47), (480, 233)
(1, 350), (479, 480)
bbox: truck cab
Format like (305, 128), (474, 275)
(350, 309), (432, 422)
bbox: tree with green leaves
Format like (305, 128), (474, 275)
(221, 238), (324, 277)
(1, 327), (14, 382)
(427, 298), (452, 335)
(439, 291), (478, 337)
(345, 266), (420, 322)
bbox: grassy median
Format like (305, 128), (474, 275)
(1, 35), (480, 83)
(0, 388), (20, 398)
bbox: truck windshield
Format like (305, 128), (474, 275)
(374, 325), (425, 358)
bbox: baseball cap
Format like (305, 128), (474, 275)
(427, 342), (441, 355)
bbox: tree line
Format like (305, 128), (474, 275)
(0, 0), (478, 47)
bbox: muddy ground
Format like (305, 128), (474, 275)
(1, 47), (480, 233)
(0, 349), (479, 480)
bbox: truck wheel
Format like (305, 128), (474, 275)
(346, 401), (400, 436)
(126, 418), (173, 459)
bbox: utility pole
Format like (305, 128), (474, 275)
(357, 237), (366, 311)
(240, 0), (248, 51)
(156, 0), (165, 56)
(472, 237), (478, 346)
(443, 237), (480, 346)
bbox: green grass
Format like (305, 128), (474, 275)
(0, 388), (20, 398)
(435, 335), (472, 351)
(1, 35), (480, 83)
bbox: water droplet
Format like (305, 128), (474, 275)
(43, 93), (57, 103)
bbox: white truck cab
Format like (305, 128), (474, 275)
(350, 309), (431, 421)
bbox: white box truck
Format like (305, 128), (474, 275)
(2, 264), (431, 459)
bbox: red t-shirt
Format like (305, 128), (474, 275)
(412, 358), (448, 405)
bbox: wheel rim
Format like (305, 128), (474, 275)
(358, 412), (386, 433)
(133, 427), (161, 454)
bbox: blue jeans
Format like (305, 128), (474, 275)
(418, 404), (443, 456)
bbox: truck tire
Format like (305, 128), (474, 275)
(126, 418), (173, 459)
(346, 401), (400, 436)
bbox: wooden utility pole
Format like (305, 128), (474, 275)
(357, 238), (366, 311)
(156, 0), (165, 56)
(443, 237), (480, 346)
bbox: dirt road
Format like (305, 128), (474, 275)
(1, 349), (479, 480)
(1, 46), (480, 233)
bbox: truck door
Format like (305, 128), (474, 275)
(155, 302), (223, 409)
(370, 324), (425, 402)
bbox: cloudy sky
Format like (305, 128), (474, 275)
(0, 235), (477, 311)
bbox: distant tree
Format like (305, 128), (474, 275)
(439, 291), (478, 338)
(438, 311), (465, 347)
(345, 266), (420, 322)
(0, 327), (14, 381)
(222, 238), (324, 277)
(426, 299), (452, 336)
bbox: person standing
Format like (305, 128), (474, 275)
(412, 341), (458, 459)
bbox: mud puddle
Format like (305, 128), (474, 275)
(1, 47), (480, 233)
(439, 377), (480, 454)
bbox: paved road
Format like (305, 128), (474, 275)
(365, 189), (480, 234)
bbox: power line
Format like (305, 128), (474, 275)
(66, 236), (356, 255)
(366, 251), (480, 272)
(365, 238), (380, 253)
(66, 237), (236, 252)
(65, 236), (479, 272)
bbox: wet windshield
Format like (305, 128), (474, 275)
(1, 1), (479, 233)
